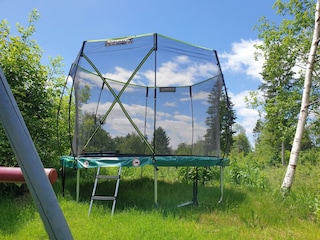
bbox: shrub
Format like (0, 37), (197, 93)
(178, 167), (219, 185)
(227, 153), (268, 189)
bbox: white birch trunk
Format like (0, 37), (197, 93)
(281, 0), (320, 192)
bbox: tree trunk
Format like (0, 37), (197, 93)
(281, 0), (320, 193)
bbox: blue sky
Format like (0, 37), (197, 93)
(0, 0), (282, 145)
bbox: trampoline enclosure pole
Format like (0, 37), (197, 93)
(154, 166), (158, 206)
(76, 168), (80, 202)
(218, 166), (224, 204)
(0, 68), (73, 240)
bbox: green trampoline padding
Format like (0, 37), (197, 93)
(60, 155), (229, 169)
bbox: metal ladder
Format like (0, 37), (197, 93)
(88, 166), (122, 216)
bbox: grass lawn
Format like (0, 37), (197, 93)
(0, 165), (319, 239)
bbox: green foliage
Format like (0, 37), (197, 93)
(253, 127), (316, 166)
(299, 148), (320, 165)
(204, 84), (236, 156)
(151, 127), (172, 154)
(0, 10), (67, 168)
(178, 166), (218, 185)
(231, 134), (251, 155)
(227, 153), (267, 189)
(230, 124), (251, 156)
(57, 93), (75, 156)
(78, 113), (116, 152)
(248, 0), (320, 163)
(115, 133), (152, 154)
(219, 91), (237, 155)
(175, 143), (192, 155)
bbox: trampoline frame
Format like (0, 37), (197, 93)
(61, 154), (229, 206)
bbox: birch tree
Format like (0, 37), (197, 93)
(250, 0), (320, 168)
(281, 0), (320, 192)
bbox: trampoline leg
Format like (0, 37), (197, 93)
(177, 167), (198, 207)
(192, 168), (198, 205)
(62, 165), (66, 197)
(154, 166), (158, 206)
(76, 168), (80, 202)
(218, 166), (224, 204)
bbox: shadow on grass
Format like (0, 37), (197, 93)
(0, 167), (246, 235)
(57, 168), (246, 217)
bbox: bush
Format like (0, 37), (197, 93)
(227, 153), (268, 189)
(299, 148), (320, 165)
(178, 167), (219, 185)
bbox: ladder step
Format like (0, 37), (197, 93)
(92, 196), (115, 201)
(96, 175), (119, 179)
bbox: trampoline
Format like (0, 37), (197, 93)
(59, 33), (231, 210)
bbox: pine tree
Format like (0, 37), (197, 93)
(151, 127), (172, 154)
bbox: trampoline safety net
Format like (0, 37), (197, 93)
(66, 33), (226, 157)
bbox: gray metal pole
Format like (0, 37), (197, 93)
(218, 166), (224, 204)
(0, 68), (73, 240)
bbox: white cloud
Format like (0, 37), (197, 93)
(220, 39), (264, 81)
(164, 101), (177, 107)
(219, 39), (267, 145)
(143, 56), (220, 87)
(106, 66), (133, 82)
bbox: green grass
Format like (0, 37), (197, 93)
(0, 165), (319, 239)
